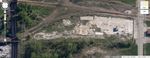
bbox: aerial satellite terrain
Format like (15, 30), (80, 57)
(0, 0), (150, 58)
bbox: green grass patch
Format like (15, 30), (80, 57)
(118, 0), (136, 5)
(0, 7), (5, 35)
(0, 8), (3, 16)
(119, 39), (137, 55)
(18, 3), (52, 17)
(19, 36), (137, 58)
(145, 21), (150, 27)
(119, 43), (137, 55)
(20, 38), (103, 58)
(144, 43), (150, 55)
(17, 3), (54, 30)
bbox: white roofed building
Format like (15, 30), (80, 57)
(140, 1), (149, 14)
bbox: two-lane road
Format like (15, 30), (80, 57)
(136, 0), (146, 55)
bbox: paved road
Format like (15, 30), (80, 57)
(136, 0), (145, 55)
(8, 0), (19, 58)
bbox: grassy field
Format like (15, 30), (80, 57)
(17, 3), (54, 31)
(144, 43), (150, 55)
(19, 36), (137, 58)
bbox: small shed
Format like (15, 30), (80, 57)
(140, 10), (149, 14)
(140, 1), (149, 9)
